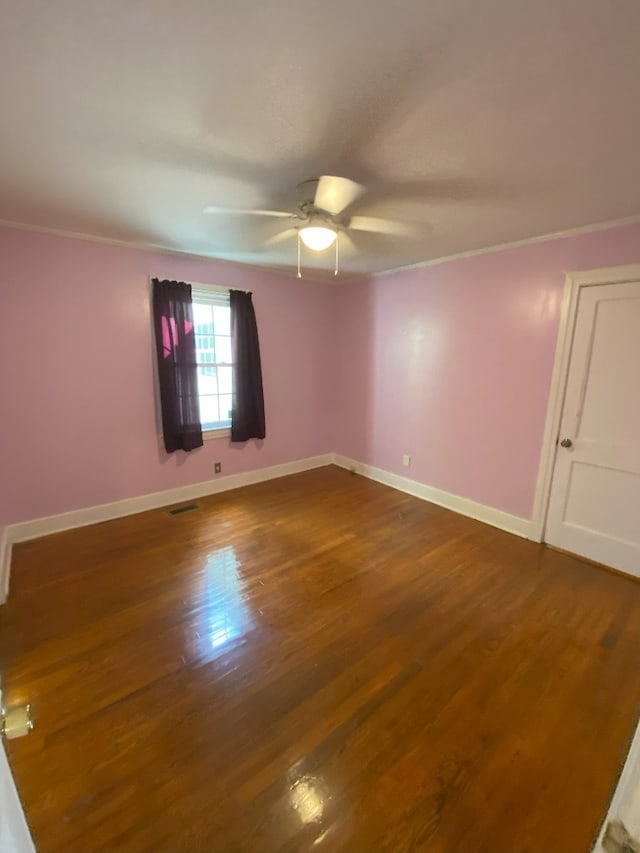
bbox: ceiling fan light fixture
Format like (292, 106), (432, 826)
(298, 225), (337, 251)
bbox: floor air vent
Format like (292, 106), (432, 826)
(166, 503), (200, 516)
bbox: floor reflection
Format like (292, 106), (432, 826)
(291, 776), (325, 824)
(185, 546), (254, 663)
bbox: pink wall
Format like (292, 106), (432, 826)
(334, 222), (640, 519)
(0, 227), (336, 526)
(2, 220), (640, 529)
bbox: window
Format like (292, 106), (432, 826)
(192, 287), (233, 433)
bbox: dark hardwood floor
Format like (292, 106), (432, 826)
(2, 466), (640, 853)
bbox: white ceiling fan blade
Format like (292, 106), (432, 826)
(261, 228), (298, 249)
(314, 176), (365, 216)
(338, 230), (357, 253)
(203, 206), (295, 218)
(348, 216), (420, 237)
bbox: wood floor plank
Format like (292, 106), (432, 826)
(1, 466), (640, 852)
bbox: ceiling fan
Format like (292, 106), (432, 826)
(203, 175), (417, 276)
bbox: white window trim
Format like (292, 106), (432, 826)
(191, 282), (231, 302)
(203, 427), (231, 440)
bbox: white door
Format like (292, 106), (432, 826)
(0, 741), (35, 853)
(545, 280), (640, 576)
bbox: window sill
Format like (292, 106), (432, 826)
(203, 428), (231, 441)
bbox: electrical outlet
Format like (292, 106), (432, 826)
(214, 462), (222, 474)
(402, 454), (411, 467)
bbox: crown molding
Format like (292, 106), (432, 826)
(0, 217), (332, 282)
(1, 212), (639, 283)
(371, 214), (640, 280)
(0, 218), (355, 283)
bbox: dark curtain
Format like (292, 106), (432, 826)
(152, 279), (203, 453)
(230, 289), (266, 442)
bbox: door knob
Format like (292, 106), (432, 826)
(560, 437), (573, 448)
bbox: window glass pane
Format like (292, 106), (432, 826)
(218, 394), (233, 423)
(199, 395), (220, 426)
(215, 335), (232, 364)
(197, 367), (218, 395)
(218, 365), (233, 395)
(197, 334), (215, 353)
(192, 295), (233, 431)
(193, 303), (212, 328)
(213, 305), (231, 336)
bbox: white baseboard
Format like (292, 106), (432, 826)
(331, 454), (537, 539)
(4, 453), (333, 553)
(2, 450), (537, 603)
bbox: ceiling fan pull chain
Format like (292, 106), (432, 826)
(297, 231), (302, 279)
(334, 231), (339, 277)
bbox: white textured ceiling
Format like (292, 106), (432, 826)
(0, 0), (639, 278)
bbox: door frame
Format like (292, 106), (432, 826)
(531, 262), (640, 542)
(593, 716), (640, 852)
(530, 262), (640, 851)
(0, 740), (35, 853)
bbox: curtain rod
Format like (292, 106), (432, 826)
(148, 276), (230, 294)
